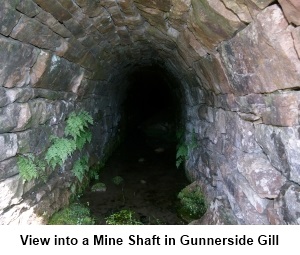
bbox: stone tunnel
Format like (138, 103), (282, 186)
(0, 0), (300, 225)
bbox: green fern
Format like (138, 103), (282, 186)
(18, 154), (38, 182)
(45, 137), (76, 169)
(36, 159), (47, 182)
(175, 129), (198, 169)
(176, 144), (188, 168)
(75, 131), (92, 150)
(88, 161), (105, 181)
(45, 111), (93, 170)
(176, 129), (188, 169)
(18, 111), (94, 184)
(65, 111), (94, 140)
(72, 156), (89, 183)
(17, 154), (46, 182)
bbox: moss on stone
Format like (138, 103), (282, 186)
(112, 176), (124, 186)
(105, 209), (142, 225)
(177, 183), (207, 223)
(48, 203), (95, 225)
(91, 182), (106, 192)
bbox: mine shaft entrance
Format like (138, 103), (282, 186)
(80, 65), (189, 224)
(124, 65), (177, 137)
(123, 65), (180, 155)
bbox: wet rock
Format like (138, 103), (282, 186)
(134, 0), (171, 12)
(11, 15), (67, 56)
(28, 99), (52, 127)
(261, 93), (299, 127)
(136, 4), (168, 32)
(6, 87), (35, 103)
(0, 36), (37, 88)
(0, 104), (19, 133)
(169, 0), (191, 29)
(250, 0), (275, 9)
(31, 52), (84, 92)
(0, 88), (8, 107)
(194, 198), (239, 225)
(32, 0), (72, 22)
(0, 202), (44, 225)
(255, 125), (300, 184)
(35, 9), (73, 38)
(189, 0), (245, 50)
(281, 183), (300, 224)
(237, 154), (286, 199)
(17, 126), (53, 155)
(219, 5), (300, 95)
(193, 53), (232, 94)
(0, 157), (18, 180)
(75, 0), (104, 18)
(0, 134), (18, 162)
(0, 175), (35, 212)
(238, 112), (261, 122)
(0, 5), (21, 36)
(266, 201), (284, 225)
(0, 101), (52, 133)
(16, 0), (40, 18)
(292, 26), (300, 58)
(278, 0), (300, 25)
(221, 0), (253, 23)
(225, 112), (261, 153)
(235, 173), (269, 214)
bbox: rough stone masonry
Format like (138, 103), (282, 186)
(0, 0), (300, 224)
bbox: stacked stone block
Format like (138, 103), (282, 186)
(0, 0), (299, 224)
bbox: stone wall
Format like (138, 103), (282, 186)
(0, 0), (299, 224)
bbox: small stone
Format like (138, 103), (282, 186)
(91, 182), (107, 192)
(154, 147), (165, 153)
(112, 176), (124, 186)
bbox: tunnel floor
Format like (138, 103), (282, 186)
(79, 127), (189, 225)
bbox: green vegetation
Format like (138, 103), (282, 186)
(45, 137), (76, 169)
(72, 156), (89, 183)
(48, 203), (95, 225)
(17, 154), (46, 182)
(64, 111), (93, 140)
(91, 182), (106, 192)
(17, 110), (95, 183)
(105, 209), (142, 225)
(112, 176), (124, 186)
(176, 143), (188, 169)
(175, 129), (197, 169)
(45, 110), (93, 172)
(177, 185), (207, 222)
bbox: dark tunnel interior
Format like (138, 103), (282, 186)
(79, 65), (189, 225)
(123, 65), (178, 137)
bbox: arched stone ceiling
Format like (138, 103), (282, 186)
(0, 0), (300, 225)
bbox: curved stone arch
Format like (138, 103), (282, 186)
(0, 0), (299, 224)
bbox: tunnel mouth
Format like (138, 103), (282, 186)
(79, 65), (190, 225)
(123, 64), (180, 139)
(120, 64), (183, 158)
(0, 0), (298, 226)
